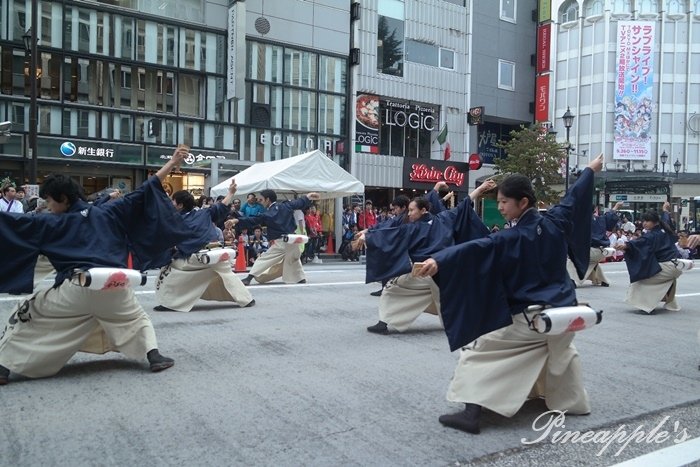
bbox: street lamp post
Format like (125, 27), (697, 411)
(660, 150), (668, 175)
(562, 107), (575, 192)
(674, 159), (681, 178)
(23, 0), (38, 184)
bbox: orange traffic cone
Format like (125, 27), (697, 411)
(326, 233), (335, 254)
(234, 235), (248, 272)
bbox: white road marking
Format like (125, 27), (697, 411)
(609, 436), (700, 467)
(0, 280), (368, 302)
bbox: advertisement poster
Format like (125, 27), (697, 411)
(355, 94), (380, 154)
(614, 21), (655, 161)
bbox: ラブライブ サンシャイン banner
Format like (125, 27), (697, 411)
(614, 21), (655, 161)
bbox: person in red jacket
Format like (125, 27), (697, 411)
(358, 200), (377, 230)
(303, 205), (323, 264)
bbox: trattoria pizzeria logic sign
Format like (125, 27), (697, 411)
(402, 157), (469, 192)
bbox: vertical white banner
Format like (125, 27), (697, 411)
(613, 21), (655, 161)
(226, 5), (237, 100)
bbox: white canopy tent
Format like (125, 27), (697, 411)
(209, 150), (364, 199)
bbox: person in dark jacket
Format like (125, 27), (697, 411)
(0, 147), (192, 385)
(616, 210), (682, 313)
(153, 180), (254, 312)
(416, 154), (603, 434)
(234, 186), (320, 285)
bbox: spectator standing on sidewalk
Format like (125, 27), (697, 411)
(305, 205), (323, 264)
(0, 185), (24, 214)
(358, 200), (377, 230)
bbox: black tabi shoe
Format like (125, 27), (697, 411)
(370, 289), (383, 297)
(297, 279), (307, 284)
(244, 299), (256, 308)
(438, 403), (482, 434)
(0, 365), (9, 386)
(153, 305), (175, 312)
(367, 321), (389, 335)
(600, 282), (610, 287)
(241, 275), (253, 286)
(147, 349), (175, 372)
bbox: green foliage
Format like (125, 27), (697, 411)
(493, 125), (565, 205)
(377, 16), (403, 76)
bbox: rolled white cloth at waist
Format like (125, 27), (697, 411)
(528, 305), (603, 335)
(74, 268), (147, 290)
(601, 247), (616, 257)
(193, 248), (236, 264)
(673, 259), (694, 271)
(279, 234), (309, 244)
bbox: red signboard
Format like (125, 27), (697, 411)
(536, 24), (551, 73)
(468, 153), (483, 171)
(535, 74), (550, 123)
(402, 157), (469, 191)
(409, 164), (464, 186)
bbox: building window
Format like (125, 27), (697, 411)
(439, 48), (455, 70)
(500, 0), (516, 22)
(178, 74), (202, 117)
(559, 0), (579, 23)
(377, 0), (405, 77)
(405, 39), (438, 67)
(583, 0), (604, 17)
(638, 0), (659, 15)
(378, 98), (438, 158)
(666, 0), (684, 16)
(319, 56), (346, 93)
(498, 59), (515, 91)
(247, 42), (284, 83)
(442, 0), (465, 5)
(284, 49), (318, 89)
(611, 0), (632, 15)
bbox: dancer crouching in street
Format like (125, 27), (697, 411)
(0, 147), (192, 385)
(235, 185), (321, 285)
(154, 180), (255, 312)
(417, 154), (604, 434)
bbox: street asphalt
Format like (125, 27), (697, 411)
(0, 260), (699, 466)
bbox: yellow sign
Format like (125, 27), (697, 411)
(539, 0), (551, 23)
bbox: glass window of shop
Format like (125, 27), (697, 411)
(175, 120), (234, 151)
(318, 94), (346, 136)
(245, 41), (347, 156)
(405, 39), (438, 67)
(379, 99), (438, 158)
(284, 49), (318, 89)
(377, 0), (405, 77)
(319, 56), (346, 93)
(178, 74), (203, 117)
(247, 43), (284, 83)
(56, 11), (224, 71)
(284, 89), (317, 132)
(58, 57), (176, 114)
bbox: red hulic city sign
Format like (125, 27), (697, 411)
(409, 163), (465, 187)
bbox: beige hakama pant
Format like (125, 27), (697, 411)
(378, 273), (442, 332)
(248, 240), (305, 284)
(0, 280), (158, 379)
(156, 256), (253, 311)
(567, 247), (609, 287)
(625, 261), (682, 313)
(33, 255), (56, 289)
(447, 311), (590, 418)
